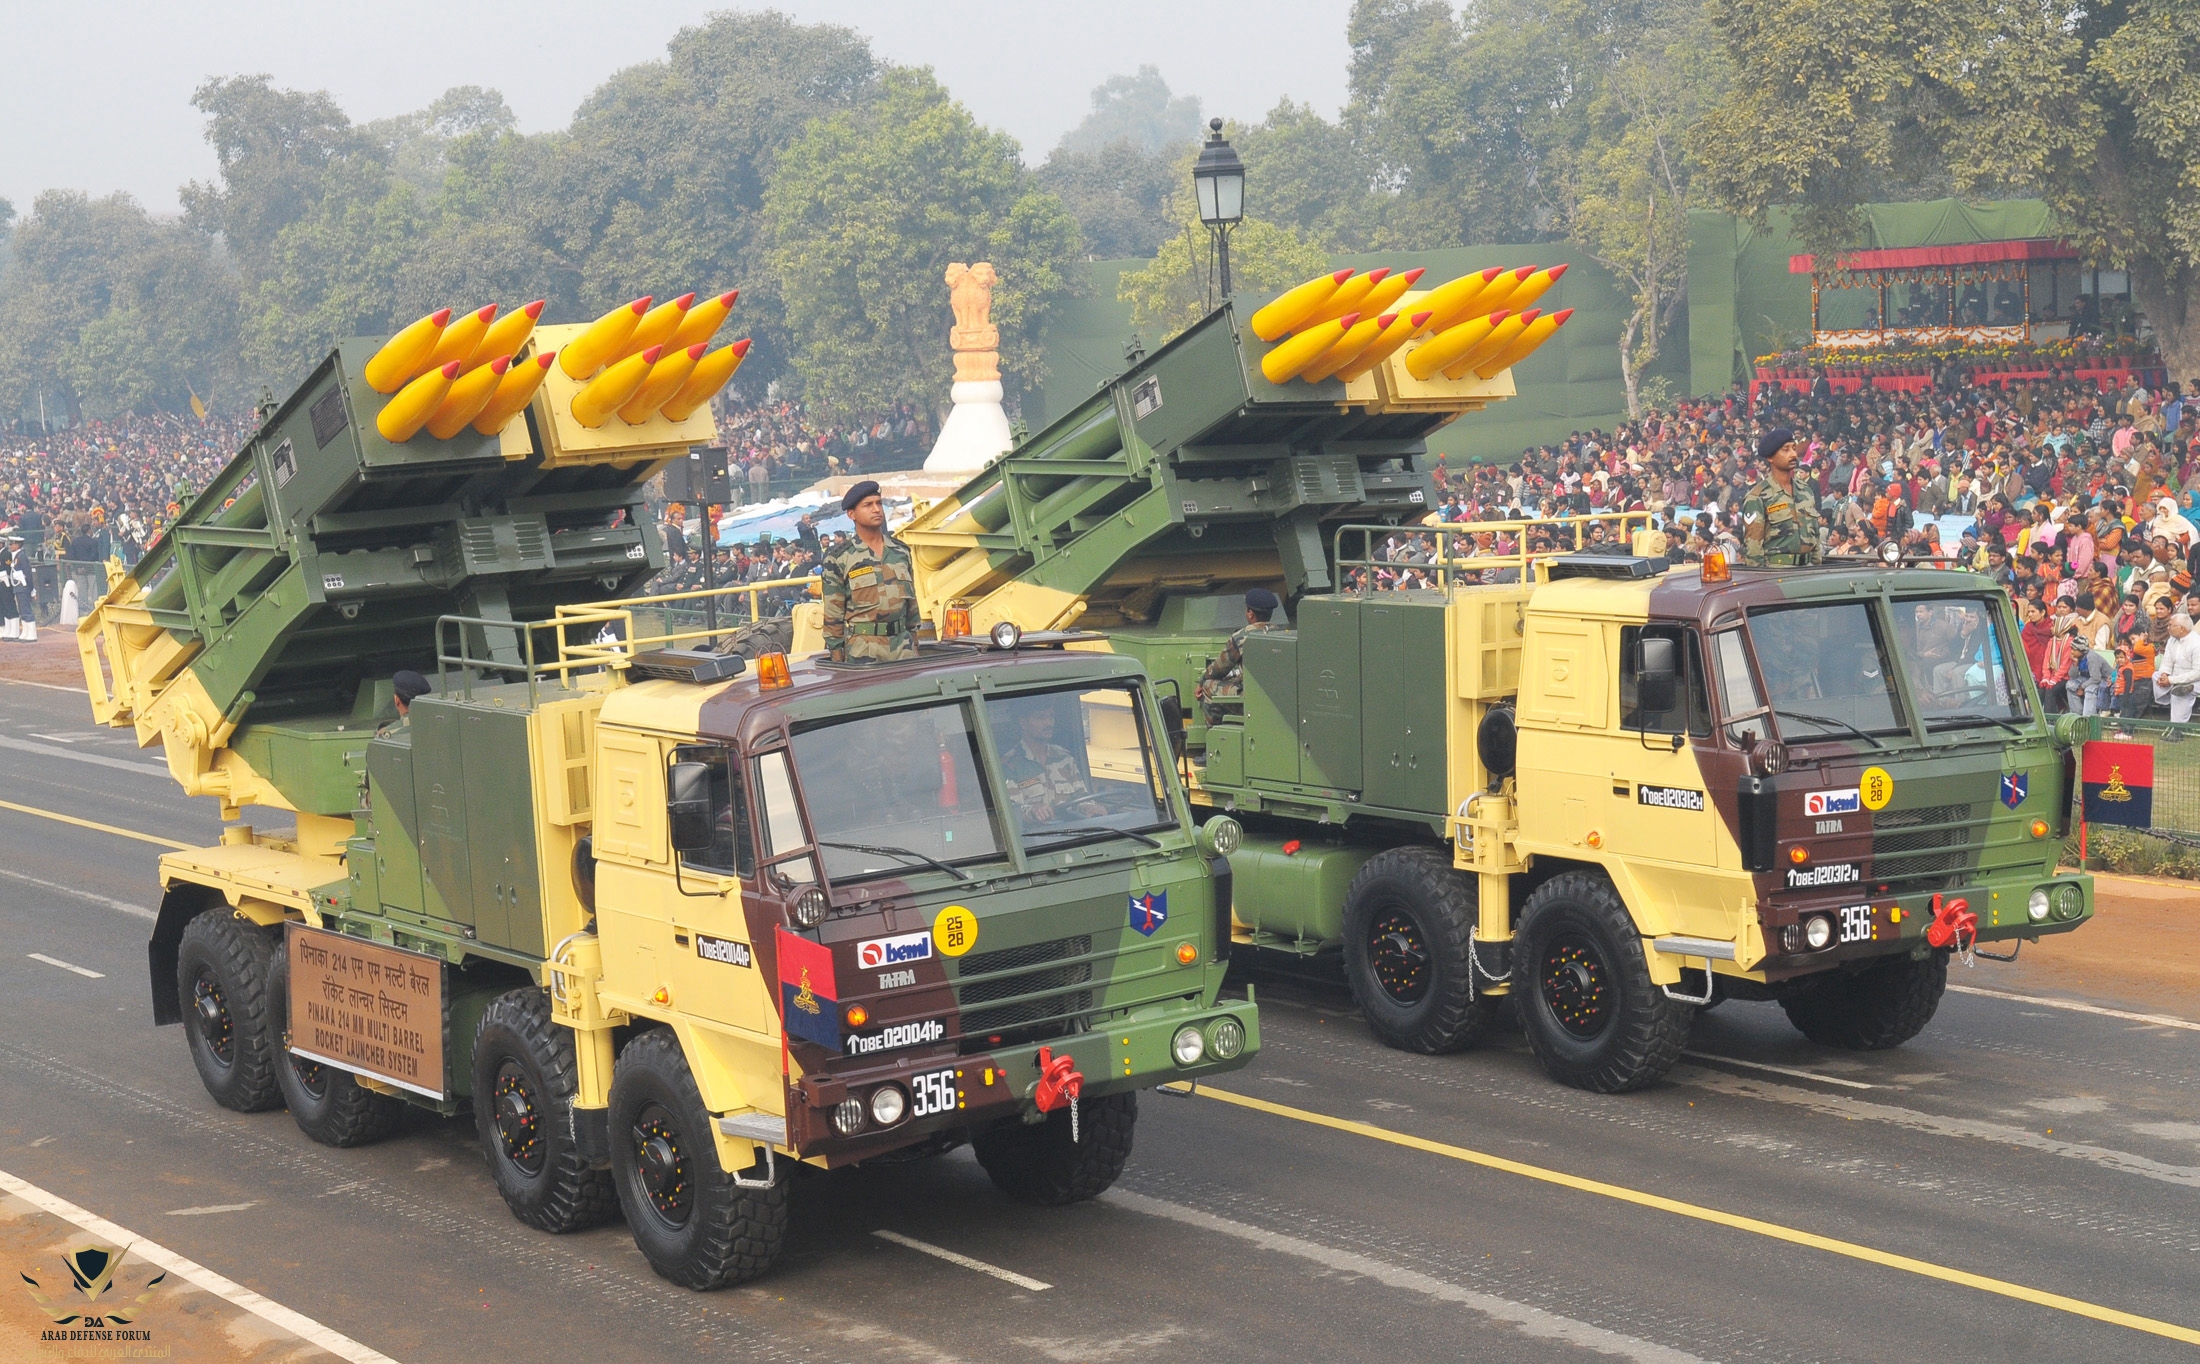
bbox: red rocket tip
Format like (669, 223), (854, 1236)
(488, 355), (513, 374)
(629, 297), (651, 314)
(1331, 269), (1354, 284)
(521, 300), (546, 319)
(1513, 266), (1537, 280)
(1518, 308), (1542, 324)
(1365, 267), (1391, 284)
(1487, 310), (1512, 325)
(1480, 268), (1504, 281)
(640, 346), (663, 364)
(687, 343), (708, 360)
(730, 338), (753, 356)
(1376, 313), (1398, 328)
(430, 308), (453, 326)
(1409, 310), (1433, 326)
(716, 289), (738, 306)
(1335, 313), (1360, 329)
(440, 361), (463, 378)
(473, 304), (498, 322)
(1547, 264), (1570, 281)
(1549, 308), (1574, 324)
(1399, 268), (1426, 284)
(534, 351), (557, 369)
(672, 292), (697, 309)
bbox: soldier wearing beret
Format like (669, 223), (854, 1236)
(821, 479), (919, 663)
(1196, 587), (1284, 725)
(1739, 427), (1822, 568)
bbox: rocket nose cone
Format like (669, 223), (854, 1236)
(687, 343), (708, 359)
(488, 355), (513, 374)
(534, 351), (557, 370)
(1546, 264), (1570, 281)
(1365, 267), (1390, 284)
(430, 308), (454, 326)
(1549, 308), (1575, 324)
(730, 338), (753, 356)
(1399, 268), (1426, 284)
(522, 300), (546, 319)
(440, 361), (463, 378)
(629, 296), (652, 314)
(671, 292), (697, 309)
(640, 346), (663, 364)
(473, 304), (498, 322)
(716, 289), (739, 306)
(1331, 269), (1355, 284)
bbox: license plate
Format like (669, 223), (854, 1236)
(1839, 904), (1874, 944)
(911, 1067), (959, 1118)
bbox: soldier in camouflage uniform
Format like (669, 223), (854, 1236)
(998, 701), (1108, 825)
(821, 480), (920, 663)
(1739, 427), (1822, 568)
(1196, 587), (1284, 725)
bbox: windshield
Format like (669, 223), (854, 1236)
(984, 684), (1173, 846)
(1892, 596), (2031, 725)
(1745, 602), (1906, 739)
(788, 702), (1003, 881)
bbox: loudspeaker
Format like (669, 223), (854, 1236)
(664, 446), (731, 503)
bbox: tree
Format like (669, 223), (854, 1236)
(1693, 0), (2200, 379)
(1037, 139), (1179, 259)
(1234, 98), (1381, 249)
(763, 67), (1083, 420)
(1115, 144), (1332, 342)
(180, 76), (378, 274)
(1054, 66), (1203, 156)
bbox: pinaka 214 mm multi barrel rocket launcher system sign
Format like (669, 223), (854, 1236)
(77, 288), (1255, 1291)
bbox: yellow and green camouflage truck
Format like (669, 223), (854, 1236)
(899, 280), (2094, 1093)
(80, 300), (1254, 1290)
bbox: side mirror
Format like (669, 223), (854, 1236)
(1636, 636), (1679, 714)
(667, 761), (713, 852)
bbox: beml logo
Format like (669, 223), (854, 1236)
(857, 932), (933, 970)
(1805, 788), (1862, 817)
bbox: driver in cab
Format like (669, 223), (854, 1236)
(1000, 703), (1106, 824)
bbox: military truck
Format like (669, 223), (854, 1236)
(79, 305), (1255, 1290)
(901, 287), (2093, 1092)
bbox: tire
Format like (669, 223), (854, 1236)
(267, 943), (409, 1147)
(1341, 847), (1498, 1054)
(1514, 872), (1691, 1093)
(608, 1030), (786, 1290)
(1780, 951), (1948, 1050)
(471, 988), (616, 1232)
(176, 911), (283, 1112)
(972, 1090), (1137, 1206)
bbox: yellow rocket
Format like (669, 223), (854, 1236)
(1333, 309), (1432, 382)
(560, 298), (651, 379)
(470, 300), (544, 372)
(421, 305), (498, 378)
(376, 361), (462, 442)
(1250, 269), (1354, 342)
(1471, 307), (1571, 378)
(618, 343), (706, 424)
(424, 356), (512, 440)
(668, 289), (738, 352)
(615, 292), (696, 363)
(473, 351), (557, 435)
(1406, 310), (1509, 381)
(1414, 269), (1503, 333)
(658, 339), (750, 423)
(571, 347), (662, 427)
(363, 308), (451, 394)
(1260, 314), (1358, 384)
(1300, 312), (1392, 384)
(1442, 308), (1537, 379)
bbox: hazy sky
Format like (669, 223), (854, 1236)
(3, 0), (1358, 217)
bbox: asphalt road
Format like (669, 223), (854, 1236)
(3, 675), (2197, 1363)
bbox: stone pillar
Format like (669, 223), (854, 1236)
(924, 262), (1015, 474)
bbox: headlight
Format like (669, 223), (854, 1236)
(1200, 816), (1243, 857)
(990, 620), (1023, 650)
(792, 887), (828, 928)
(1802, 914), (1834, 950)
(869, 1085), (906, 1127)
(832, 1097), (866, 1135)
(2053, 883), (2084, 920)
(1171, 1025), (1206, 1066)
(1751, 739), (1790, 776)
(1880, 539), (1904, 565)
(1209, 1017), (1245, 1060)
(2028, 888), (2051, 922)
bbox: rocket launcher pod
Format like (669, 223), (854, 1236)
(1333, 309), (1432, 382)
(614, 292), (696, 363)
(1305, 268), (1387, 326)
(362, 308), (451, 394)
(570, 346), (661, 427)
(1443, 308), (1536, 379)
(559, 297), (650, 378)
(1259, 314), (1357, 384)
(421, 304), (497, 378)
(1416, 268), (1504, 332)
(472, 350), (556, 434)
(618, 343), (705, 424)
(667, 289), (737, 352)
(1249, 269), (1353, 342)
(424, 355), (511, 440)
(1300, 313), (1392, 384)
(1405, 311), (1508, 380)
(658, 338), (748, 423)
(1473, 307), (1571, 378)
(375, 361), (463, 442)
(470, 300), (544, 372)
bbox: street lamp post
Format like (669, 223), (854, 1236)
(1192, 117), (1245, 300)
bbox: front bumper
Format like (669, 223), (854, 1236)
(1753, 871), (2092, 982)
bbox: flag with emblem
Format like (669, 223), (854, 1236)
(2080, 740), (2152, 828)
(775, 927), (840, 1049)
(1128, 889), (1169, 936)
(1999, 772), (2028, 809)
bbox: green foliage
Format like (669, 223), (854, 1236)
(1116, 145), (1332, 342)
(1054, 66), (1203, 156)
(763, 67), (1083, 420)
(1037, 139), (1180, 260)
(180, 76), (379, 275)
(1234, 98), (1378, 249)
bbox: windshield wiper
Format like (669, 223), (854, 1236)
(1930, 712), (2026, 735)
(1770, 708), (1886, 749)
(1024, 825), (1165, 854)
(816, 840), (970, 882)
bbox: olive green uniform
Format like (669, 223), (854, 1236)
(821, 534), (920, 662)
(1739, 475), (1822, 567)
(1196, 622), (1280, 724)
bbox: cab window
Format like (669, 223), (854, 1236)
(1712, 629), (1772, 745)
(673, 744), (751, 877)
(754, 749), (816, 886)
(1619, 626), (1712, 736)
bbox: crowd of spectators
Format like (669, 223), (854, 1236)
(1, 411), (252, 568)
(705, 394), (932, 504)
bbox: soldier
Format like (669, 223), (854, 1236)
(379, 670), (430, 737)
(999, 701), (1106, 825)
(1739, 427), (1822, 567)
(1195, 587), (1284, 725)
(820, 480), (919, 664)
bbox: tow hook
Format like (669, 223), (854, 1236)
(1034, 1046), (1084, 1143)
(1925, 894), (1977, 965)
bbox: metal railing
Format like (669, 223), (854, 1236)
(1332, 511), (1657, 594)
(555, 576), (822, 676)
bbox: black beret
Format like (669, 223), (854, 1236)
(1245, 587), (1281, 615)
(1756, 427), (1796, 462)
(841, 479), (882, 511)
(393, 669), (431, 704)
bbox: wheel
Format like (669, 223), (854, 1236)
(1340, 847), (1497, 1053)
(1780, 951), (1948, 1049)
(268, 946), (408, 1146)
(175, 911), (283, 1112)
(971, 1090), (1137, 1205)
(608, 1030), (786, 1290)
(471, 988), (615, 1231)
(1513, 872), (1691, 1093)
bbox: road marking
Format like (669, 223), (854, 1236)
(1948, 984), (2200, 1033)
(0, 677), (87, 693)
(871, 1229), (1051, 1291)
(0, 732), (168, 774)
(166, 1201), (258, 1216)
(28, 952), (104, 978)
(30, 732), (83, 742)
(1109, 1190), (1710, 1363)
(0, 865), (157, 919)
(1197, 1086), (2200, 1347)
(0, 797), (194, 850)
(0, 1168), (400, 1363)
(1680, 1050), (1877, 1089)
